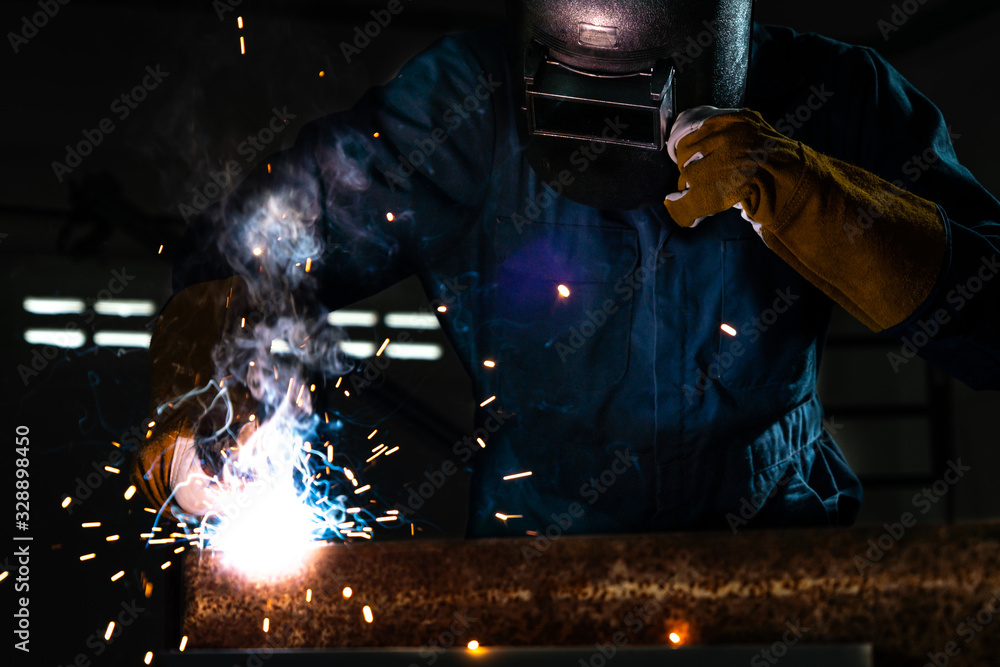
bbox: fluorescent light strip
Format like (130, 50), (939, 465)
(93, 332), (152, 348)
(385, 343), (443, 360)
(340, 341), (376, 358)
(23, 297), (86, 315)
(327, 310), (378, 327)
(384, 312), (441, 330)
(23, 329), (86, 348)
(95, 300), (157, 317)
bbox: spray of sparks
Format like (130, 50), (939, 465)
(36, 95), (434, 662)
(154, 184), (395, 577)
(168, 383), (361, 578)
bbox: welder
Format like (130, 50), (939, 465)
(133, 0), (1000, 537)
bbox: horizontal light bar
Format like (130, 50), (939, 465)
(24, 329), (86, 348)
(384, 312), (441, 330)
(23, 297), (86, 315)
(270, 339), (291, 354)
(93, 331), (151, 348)
(95, 300), (157, 317)
(327, 310), (378, 327)
(340, 341), (376, 358)
(384, 343), (443, 360)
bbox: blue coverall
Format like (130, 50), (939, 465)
(175, 23), (1000, 538)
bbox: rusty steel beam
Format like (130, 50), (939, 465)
(181, 522), (1000, 665)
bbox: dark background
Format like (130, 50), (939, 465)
(1, 0), (999, 665)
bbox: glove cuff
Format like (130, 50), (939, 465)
(761, 146), (946, 330)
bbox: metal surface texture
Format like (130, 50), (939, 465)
(181, 522), (1000, 665)
(160, 646), (873, 666)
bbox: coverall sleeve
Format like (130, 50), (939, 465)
(846, 48), (1000, 390)
(133, 33), (502, 514)
(173, 31), (500, 303)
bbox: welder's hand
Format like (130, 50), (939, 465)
(664, 107), (802, 231)
(131, 276), (257, 518)
(169, 419), (258, 516)
(132, 415), (256, 518)
(662, 105), (946, 332)
(169, 433), (224, 516)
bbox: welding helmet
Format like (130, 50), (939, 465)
(506, 0), (754, 210)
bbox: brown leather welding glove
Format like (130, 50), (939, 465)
(130, 276), (258, 517)
(663, 107), (946, 331)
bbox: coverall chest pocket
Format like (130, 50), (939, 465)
(490, 217), (639, 394)
(719, 237), (820, 391)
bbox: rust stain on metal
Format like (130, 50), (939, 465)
(182, 523), (1000, 665)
